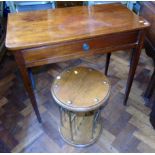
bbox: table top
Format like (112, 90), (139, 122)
(51, 66), (110, 112)
(6, 3), (149, 51)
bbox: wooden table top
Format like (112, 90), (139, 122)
(6, 3), (149, 51)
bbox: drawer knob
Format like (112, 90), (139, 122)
(82, 43), (90, 52)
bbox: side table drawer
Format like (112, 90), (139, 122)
(22, 31), (138, 67)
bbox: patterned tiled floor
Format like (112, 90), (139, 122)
(0, 49), (155, 153)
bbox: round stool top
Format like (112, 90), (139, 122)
(51, 66), (110, 112)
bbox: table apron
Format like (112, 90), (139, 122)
(21, 31), (139, 68)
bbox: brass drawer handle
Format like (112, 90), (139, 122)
(82, 43), (90, 52)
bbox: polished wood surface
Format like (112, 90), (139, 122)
(6, 3), (149, 51)
(22, 31), (138, 67)
(51, 66), (110, 111)
(5, 4), (149, 122)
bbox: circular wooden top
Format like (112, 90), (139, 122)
(51, 66), (110, 112)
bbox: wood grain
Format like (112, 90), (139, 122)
(51, 66), (110, 111)
(5, 3), (150, 122)
(22, 31), (138, 67)
(6, 3), (149, 51)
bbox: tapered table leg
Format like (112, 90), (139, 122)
(14, 52), (42, 123)
(105, 53), (111, 76)
(28, 68), (36, 89)
(123, 30), (145, 105)
(129, 49), (134, 67)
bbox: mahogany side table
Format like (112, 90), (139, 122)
(5, 4), (149, 122)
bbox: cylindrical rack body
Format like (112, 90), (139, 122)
(59, 106), (104, 147)
(51, 66), (111, 147)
